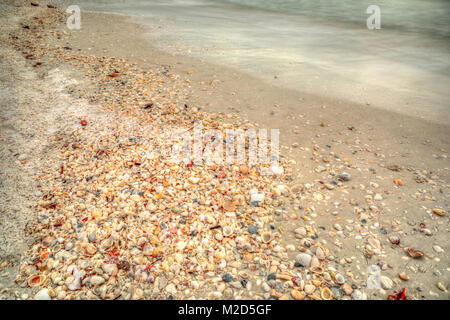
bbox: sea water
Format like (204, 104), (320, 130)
(78, 0), (450, 123)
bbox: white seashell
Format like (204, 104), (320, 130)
(294, 227), (307, 238)
(295, 253), (312, 267)
(304, 284), (315, 294)
(223, 226), (233, 237)
(315, 247), (325, 260)
(310, 256), (320, 268)
(380, 276), (393, 290)
(335, 273), (346, 284)
(102, 263), (118, 275)
(34, 289), (51, 300)
(90, 275), (106, 286)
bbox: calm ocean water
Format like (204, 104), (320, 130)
(78, 0), (450, 123)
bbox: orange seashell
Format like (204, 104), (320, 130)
(407, 248), (424, 258)
(321, 287), (333, 300)
(27, 274), (46, 287)
(394, 179), (404, 186)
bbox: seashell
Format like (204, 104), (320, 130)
(223, 226), (233, 237)
(398, 273), (409, 281)
(432, 208), (446, 217)
(407, 248), (424, 258)
(311, 279), (322, 287)
(90, 275), (106, 286)
(310, 256), (320, 268)
(261, 231), (273, 244)
(52, 244), (62, 254)
(214, 231), (223, 242)
(309, 294), (322, 300)
(389, 235), (400, 245)
(315, 247), (325, 260)
(66, 274), (81, 291)
(100, 238), (113, 250)
(321, 287), (333, 300)
(304, 284), (316, 294)
(276, 273), (292, 281)
(34, 288), (51, 300)
(291, 289), (304, 300)
(310, 265), (324, 275)
(295, 253), (311, 267)
(334, 273), (345, 284)
(238, 271), (249, 280)
(27, 274), (46, 287)
(84, 243), (97, 256)
(380, 276), (393, 290)
(42, 236), (54, 248)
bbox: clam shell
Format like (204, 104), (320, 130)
(310, 265), (324, 275)
(321, 287), (333, 300)
(223, 226), (233, 237)
(334, 273), (346, 284)
(291, 289), (304, 300)
(261, 231), (273, 244)
(27, 274), (46, 287)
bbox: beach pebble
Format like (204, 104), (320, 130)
(337, 173), (351, 181)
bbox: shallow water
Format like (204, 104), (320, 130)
(78, 0), (450, 123)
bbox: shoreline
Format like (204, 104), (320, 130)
(0, 1), (448, 300)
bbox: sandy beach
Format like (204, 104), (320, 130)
(0, 0), (448, 300)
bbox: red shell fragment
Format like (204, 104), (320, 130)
(407, 248), (424, 258)
(387, 288), (406, 300)
(80, 120), (87, 126)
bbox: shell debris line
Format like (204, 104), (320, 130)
(1, 4), (344, 301)
(1, 2), (449, 301)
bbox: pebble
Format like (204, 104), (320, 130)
(222, 274), (233, 283)
(248, 226), (259, 234)
(342, 283), (353, 295)
(337, 172), (351, 181)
